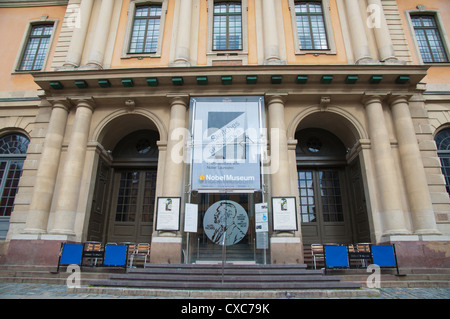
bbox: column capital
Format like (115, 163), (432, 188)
(265, 93), (288, 105)
(387, 94), (411, 107)
(167, 94), (190, 106)
(70, 97), (96, 111)
(48, 98), (72, 112)
(361, 93), (384, 106)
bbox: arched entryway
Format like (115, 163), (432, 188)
(0, 133), (30, 238)
(295, 123), (371, 246)
(87, 113), (163, 244)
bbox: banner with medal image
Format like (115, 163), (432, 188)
(190, 97), (264, 191)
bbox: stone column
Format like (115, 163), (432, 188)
(267, 94), (290, 196)
(150, 96), (188, 264)
(63, 0), (94, 68)
(367, 0), (401, 63)
(389, 95), (440, 235)
(363, 95), (409, 236)
(172, 0), (192, 66)
(85, 0), (114, 69)
(266, 94), (303, 264)
(262, 0), (282, 64)
(162, 95), (188, 197)
(49, 99), (94, 236)
(24, 100), (70, 234)
(344, 0), (374, 64)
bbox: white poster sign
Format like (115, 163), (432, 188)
(255, 203), (269, 233)
(272, 197), (298, 231)
(156, 197), (181, 231)
(184, 203), (198, 233)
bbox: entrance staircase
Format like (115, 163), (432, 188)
(87, 263), (361, 290)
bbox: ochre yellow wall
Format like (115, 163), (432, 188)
(397, 0), (450, 85)
(0, 6), (66, 93)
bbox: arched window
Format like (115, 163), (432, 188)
(0, 133), (29, 220)
(435, 128), (450, 195)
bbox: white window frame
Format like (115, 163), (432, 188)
(13, 17), (58, 73)
(206, 0), (248, 65)
(288, 0), (336, 55)
(121, 0), (168, 59)
(406, 9), (450, 65)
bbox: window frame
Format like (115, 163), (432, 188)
(406, 9), (450, 65)
(122, 0), (168, 59)
(212, 1), (243, 51)
(13, 19), (58, 73)
(0, 133), (30, 220)
(288, 0), (336, 55)
(435, 128), (450, 195)
(206, 0), (248, 65)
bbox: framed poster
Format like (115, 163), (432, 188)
(272, 197), (298, 231)
(156, 197), (181, 231)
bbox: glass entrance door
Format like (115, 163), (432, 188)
(185, 192), (268, 264)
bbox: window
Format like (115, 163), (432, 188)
(18, 24), (54, 71)
(294, 1), (328, 50)
(411, 15), (449, 63)
(435, 129), (450, 195)
(129, 5), (162, 54)
(213, 2), (242, 51)
(0, 134), (30, 217)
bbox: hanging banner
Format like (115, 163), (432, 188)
(190, 97), (264, 190)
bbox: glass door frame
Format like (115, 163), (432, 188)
(183, 96), (269, 264)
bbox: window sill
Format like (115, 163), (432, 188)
(121, 53), (161, 59)
(295, 50), (336, 56)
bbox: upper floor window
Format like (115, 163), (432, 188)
(129, 5), (162, 54)
(18, 24), (54, 71)
(294, 1), (328, 50)
(411, 15), (449, 63)
(213, 2), (242, 51)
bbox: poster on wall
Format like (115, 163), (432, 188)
(184, 203), (198, 233)
(155, 197), (181, 231)
(272, 197), (298, 231)
(190, 96), (264, 191)
(255, 202), (269, 233)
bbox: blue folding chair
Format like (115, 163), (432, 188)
(371, 244), (402, 275)
(324, 245), (349, 273)
(55, 243), (83, 273)
(103, 244), (128, 271)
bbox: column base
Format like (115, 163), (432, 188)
(270, 237), (304, 264)
(2, 238), (74, 266)
(378, 238), (450, 268)
(149, 236), (182, 264)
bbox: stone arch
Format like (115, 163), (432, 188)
(92, 109), (167, 151)
(287, 105), (367, 150)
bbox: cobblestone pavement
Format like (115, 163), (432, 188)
(0, 282), (449, 299)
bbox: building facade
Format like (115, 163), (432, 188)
(0, 0), (449, 267)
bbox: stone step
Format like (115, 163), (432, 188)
(88, 279), (362, 290)
(88, 263), (361, 290)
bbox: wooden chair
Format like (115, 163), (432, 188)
(129, 243), (150, 267)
